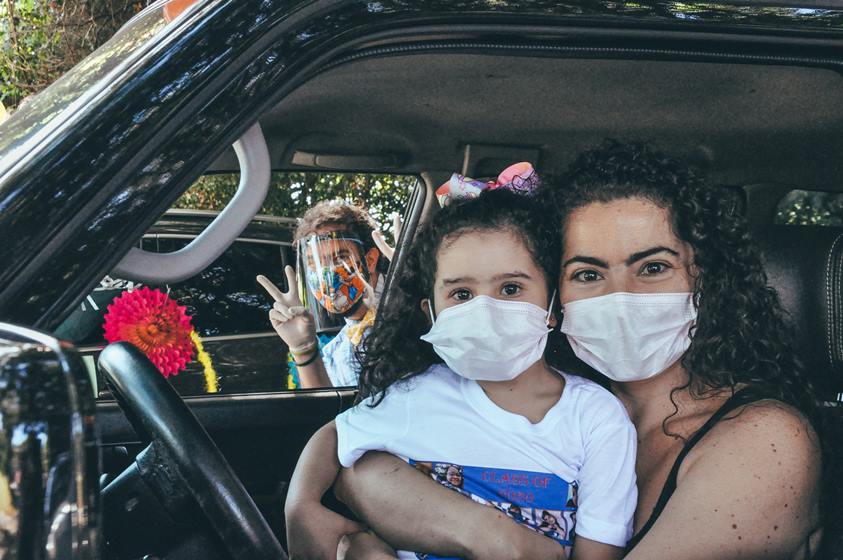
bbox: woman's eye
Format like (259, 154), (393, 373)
(640, 262), (671, 276)
(501, 283), (521, 296)
(451, 289), (472, 301)
(571, 269), (602, 282)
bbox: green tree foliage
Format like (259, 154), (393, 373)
(0, 0), (53, 105)
(1, 0), (145, 108)
(175, 172), (417, 240)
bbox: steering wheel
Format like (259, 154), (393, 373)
(98, 342), (288, 560)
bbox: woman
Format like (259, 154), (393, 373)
(326, 140), (824, 560)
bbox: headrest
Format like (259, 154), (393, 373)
(753, 225), (843, 401)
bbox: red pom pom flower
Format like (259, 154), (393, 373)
(103, 287), (195, 377)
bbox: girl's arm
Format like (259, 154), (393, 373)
(285, 421), (364, 560)
(626, 403), (821, 560)
(335, 452), (567, 560)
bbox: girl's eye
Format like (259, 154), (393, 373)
(451, 289), (472, 301)
(501, 283), (521, 296)
(571, 269), (602, 283)
(640, 262), (671, 276)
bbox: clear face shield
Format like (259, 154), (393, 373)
(296, 231), (370, 318)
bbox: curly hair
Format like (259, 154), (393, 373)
(356, 189), (562, 405)
(546, 139), (819, 425)
(294, 200), (388, 274)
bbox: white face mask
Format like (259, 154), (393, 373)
(560, 292), (697, 383)
(420, 295), (553, 382)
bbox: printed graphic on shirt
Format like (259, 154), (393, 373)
(409, 460), (577, 560)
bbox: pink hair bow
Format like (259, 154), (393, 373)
(435, 162), (541, 206)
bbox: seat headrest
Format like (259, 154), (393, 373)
(754, 225), (843, 401)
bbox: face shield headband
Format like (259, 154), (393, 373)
(297, 231), (370, 316)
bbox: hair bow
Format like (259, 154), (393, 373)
(435, 162), (541, 206)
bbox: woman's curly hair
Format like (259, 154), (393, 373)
(547, 139), (820, 425)
(356, 189), (562, 405)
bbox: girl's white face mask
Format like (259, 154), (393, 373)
(420, 295), (553, 382)
(560, 292), (697, 383)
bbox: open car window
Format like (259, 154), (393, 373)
(57, 170), (417, 398)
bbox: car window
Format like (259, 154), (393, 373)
(153, 237), (290, 337)
(775, 189), (843, 226)
(58, 171), (417, 398)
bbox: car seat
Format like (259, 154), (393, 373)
(754, 225), (843, 560)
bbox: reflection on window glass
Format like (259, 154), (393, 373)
(155, 238), (288, 337)
(55, 240), (296, 398)
(775, 190), (843, 226)
(57, 241), (289, 346)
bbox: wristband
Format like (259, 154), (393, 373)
(293, 351), (319, 367)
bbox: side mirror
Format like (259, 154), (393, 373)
(0, 323), (100, 558)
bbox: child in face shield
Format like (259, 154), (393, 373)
(302, 231), (372, 316)
(284, 177), (638, 560)
(257, 201), (390, 389)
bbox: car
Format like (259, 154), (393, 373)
(0, 0), (842, 558)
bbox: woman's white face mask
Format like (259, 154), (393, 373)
(560, 292), (697, 383)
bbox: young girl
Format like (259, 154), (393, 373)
(284, 188), (637, 560)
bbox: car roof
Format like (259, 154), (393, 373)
(204, 53), (843, 192)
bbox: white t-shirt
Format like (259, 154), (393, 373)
(335, 364), (637, 558)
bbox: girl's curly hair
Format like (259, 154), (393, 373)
(356, 189), (562, 405)
(546, 139), (820, 424)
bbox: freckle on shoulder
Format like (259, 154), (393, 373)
(728, 400), (814, 433)
(706, 399), (819, 454)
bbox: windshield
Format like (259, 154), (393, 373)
(0, 0), (193, 162)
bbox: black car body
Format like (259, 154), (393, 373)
(1, 0), (842, 557)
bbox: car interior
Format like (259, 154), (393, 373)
(85, 45), (843, 558)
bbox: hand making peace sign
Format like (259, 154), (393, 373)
(256, 266), (318, 356)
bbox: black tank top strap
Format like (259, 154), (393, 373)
(625, 387), (768, 553)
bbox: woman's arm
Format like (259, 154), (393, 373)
(285, 421), (364, 559)
(626, 403), (822, 560)
(334, 452), (567, 560)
